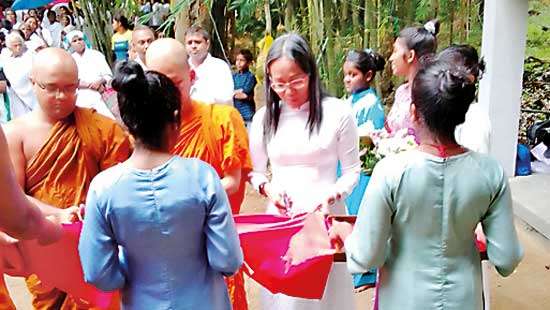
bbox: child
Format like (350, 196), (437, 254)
(79, 61), (243, 309)
(386, 19), (440, 136)
(342, 48), (386, 291)
(233, 49), (257, 128)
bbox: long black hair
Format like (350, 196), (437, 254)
(112, 13), (130, 31)
(412, 60), (476, 141)
(399, 19), (440, 61)
(112, 61), (180, 150)
(264, 33), (324, 139)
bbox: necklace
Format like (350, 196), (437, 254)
(420, 143), (464, 158)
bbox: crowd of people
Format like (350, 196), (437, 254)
(0, 3), (523, 310)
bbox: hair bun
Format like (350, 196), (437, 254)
(112, 61), (147, 95)
(424, 19), (440, 36)
(437, 67), (475, 103)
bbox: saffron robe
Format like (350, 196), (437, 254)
(171, 101), (252, 310)
(24, 107), (131, 310)
(0, 276), (15, 310)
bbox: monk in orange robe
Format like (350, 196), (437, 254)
(3, 48), (131, 309)
(147, 39), (251, 310)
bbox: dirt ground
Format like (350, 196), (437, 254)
(5, 186), (550, 309)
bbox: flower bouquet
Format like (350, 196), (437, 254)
(357, 122), (417, 175)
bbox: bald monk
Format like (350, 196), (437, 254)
(0, 126), (62, 310)
(146, 39), (252, 310)
(3, 48), (131, 309)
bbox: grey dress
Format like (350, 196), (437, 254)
(345, 150), (523, 310)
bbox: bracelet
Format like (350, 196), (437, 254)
(258, 182), (268, 197)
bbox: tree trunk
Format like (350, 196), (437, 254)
(351, 0), (361, 46)
(210, 0), (228, 61)
(323, 0), (337, 95)
(79, 0), (113, 64)
(265, 0), (272, 34)
(449, 0), (455, 45)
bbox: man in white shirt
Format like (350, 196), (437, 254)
(131, 26), (155, 70)
(184, 25), (234, 105)
(44, 10), (63, 48)
(2, 32), (38, 119)
(68, 30), (115, 119)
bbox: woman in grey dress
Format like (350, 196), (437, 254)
(330, 59), (523, 310)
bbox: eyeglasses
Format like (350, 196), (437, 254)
(270, 76), (308, 92)
(36, 81), (79, 95)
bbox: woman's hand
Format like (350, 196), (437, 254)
(263, 183), (292, 215)
(328, 220), (354, 251)
(52, 206), (83, 224)
(316, 192), (342, 214)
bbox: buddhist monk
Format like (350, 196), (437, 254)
(146, 39), (252, 310)
(3, 48), (131, 309)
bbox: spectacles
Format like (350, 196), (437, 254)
(270, 76), (308, 92)
(36, 81), (79, 95)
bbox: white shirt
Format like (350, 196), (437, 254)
(455, 102), (491, 154)
(249, 97), (361, 215)
(46, 22), (64, 48)
(134, 56), (148, 71)
(150, 2), (163, 26)
(2, 50), (38, 119)
(27, 28), (53, 51)
(189, 53), (234, 105)
(72, 48), (115, 119)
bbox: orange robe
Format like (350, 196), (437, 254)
(24, 108), (131, 310)
(171, 101), (252, 310)
(0, 276), (15, 310)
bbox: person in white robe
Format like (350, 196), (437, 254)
(2, 32), (38, 119)
(68, 30), (115, 119)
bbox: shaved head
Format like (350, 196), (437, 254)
(31, 48), (78, 81)
(146, 39), (191, 105)
(31, 48), (79, 120)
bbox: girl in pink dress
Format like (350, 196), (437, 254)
(386, 19), (441, 136)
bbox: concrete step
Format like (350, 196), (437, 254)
(511, 173), (550, 239)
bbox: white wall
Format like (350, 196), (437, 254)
(478, 0), (529, 176)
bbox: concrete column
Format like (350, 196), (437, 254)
(478, 0), (529, 176)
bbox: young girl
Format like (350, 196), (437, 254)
(386, 19), (440, 135)
(79, 61), (243, 309)
(342, 49), (385, 292)
(111, 13), (132, 61)
(249, 33), (360, 310)
(330, 59), (523, 310)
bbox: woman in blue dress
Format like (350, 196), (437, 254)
(79, 61), (243, 309)
(331, 59), (523, 310)
(341, 49), (386, 290)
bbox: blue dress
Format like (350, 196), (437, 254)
(345, 87), (385, 214)
(79, 157), (243, 310)
(345, 151), (523, 309)
(339, 87), (385, 288)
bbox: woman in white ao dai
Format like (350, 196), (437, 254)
(249, 33), (361, 310)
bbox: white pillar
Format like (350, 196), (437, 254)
(478, 0), (529, 177)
